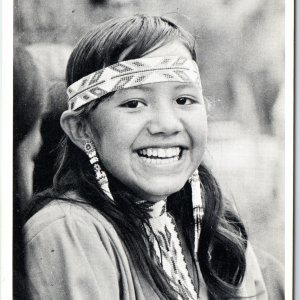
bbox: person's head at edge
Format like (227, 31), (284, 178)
(33, 81), (68, 193)
(32, 15), (248, 299)
(14, 45), (45, 207)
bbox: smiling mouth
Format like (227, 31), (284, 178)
(136, 147), (183, 164)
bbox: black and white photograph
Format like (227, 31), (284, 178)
(0, 0), (294, 299)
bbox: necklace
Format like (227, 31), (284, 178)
(146, 200), (199, 300)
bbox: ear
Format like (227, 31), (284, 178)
(60, 111), (92, 151)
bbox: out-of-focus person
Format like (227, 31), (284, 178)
(33, 81), (68, 193)
(13, 45), (45, 299)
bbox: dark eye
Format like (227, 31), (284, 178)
(176, 97), (194, 105)
(121, 100), (145, 108)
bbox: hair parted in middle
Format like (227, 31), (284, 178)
(29, 15), (248, 300)
(66, 15), (196, 86)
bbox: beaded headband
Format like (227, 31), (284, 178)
(67, 56), (201, 111)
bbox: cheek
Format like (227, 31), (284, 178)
(89, 113), (140, 163)
(188, 109), (208, 148)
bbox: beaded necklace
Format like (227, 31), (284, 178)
(146, 200), (199, 300)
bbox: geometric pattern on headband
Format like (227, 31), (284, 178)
(67, 56), (201, 110)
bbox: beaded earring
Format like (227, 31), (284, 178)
(189, 168), (204, 258)
(83, 140), (113, 200)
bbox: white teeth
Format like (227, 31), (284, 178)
(138, 147), (181, 159)
(144, 157), (174, 164)
(166, 148), (173, 157)
(157, 148), (165, 158)
(138, 147), (182, 165)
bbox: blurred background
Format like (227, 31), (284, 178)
(14, 0), (285, 263)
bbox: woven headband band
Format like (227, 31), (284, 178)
(67, 56), (201, 111)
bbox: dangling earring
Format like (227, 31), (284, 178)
(83, 140), (113, 201)
(189, 168), (204, 259)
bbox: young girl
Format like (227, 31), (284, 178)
(24, 15), (284, 299)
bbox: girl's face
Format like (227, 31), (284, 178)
(88, 41), (207, 202)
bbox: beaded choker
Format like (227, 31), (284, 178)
(67, 56), (201, 111)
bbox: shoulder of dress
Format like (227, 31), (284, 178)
(250, 244), (285, 299)
(24, 198), (117, 244)
(252, 245), (284, 273)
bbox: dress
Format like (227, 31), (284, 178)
(24, 199), (284, 300)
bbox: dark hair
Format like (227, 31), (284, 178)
(66, 15), (196, 85)
(29, 15), (247, 299)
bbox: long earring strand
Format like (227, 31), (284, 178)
(189, 168), (204, 259)
(83, 141), (113, 201)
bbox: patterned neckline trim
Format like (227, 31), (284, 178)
(146, 200), (199, 299)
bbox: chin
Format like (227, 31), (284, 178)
(137, 181), (186, 202)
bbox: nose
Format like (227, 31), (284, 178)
(147, 104), (183, 136)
